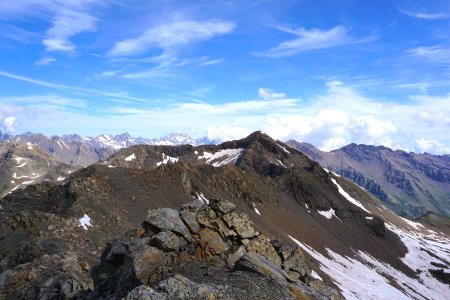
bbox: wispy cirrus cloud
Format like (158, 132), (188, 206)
(407, 46), (450, 64)
(104, 20), (233, 80)
(398, 7), (449, 20)
(260, 25), (377, 57)
(35, 56), (56, 66)
(0, 70), (154, 104)
(108, 20), (235, 57)
(0, 0), (108, 53)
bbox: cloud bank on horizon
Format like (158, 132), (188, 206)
(0, 0), (449, 154)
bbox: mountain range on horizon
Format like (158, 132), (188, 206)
(0, 131), (448, 299)
(1, 130), (449, 219)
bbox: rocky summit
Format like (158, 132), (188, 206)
(0, 132), (449, 299)
(91, 199), (341, 299)
(0, 199), (340, 299)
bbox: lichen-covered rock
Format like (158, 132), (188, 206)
(279, 247), (309, 278)
(194, 228), (229, 261)
(145, 208), (192, 241)
(195, 206), (217, 228)
(222, 212), (257, 239)
(150, 230), (188, 251)
(209, 198), (236, 214)
(180, 210), (200, 233)
(0, 253), (92, 300)
(126, 285), (168, 300)
(131, 246), (179, 285)
(226, 245), (247, 266)
(157, 274), (219, 300)
(246, 234), (281, 266)
(214, 217), (237, 238)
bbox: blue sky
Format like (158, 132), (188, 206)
(1, 0), (450, 153)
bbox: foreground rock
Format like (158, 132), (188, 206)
(91, 199), (342, 299)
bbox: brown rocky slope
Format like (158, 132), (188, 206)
(0, 132), (448, 299)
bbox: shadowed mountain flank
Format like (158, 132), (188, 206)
(286, 140), (450, 218)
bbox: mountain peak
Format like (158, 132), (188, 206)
(114, 132), (133, 140)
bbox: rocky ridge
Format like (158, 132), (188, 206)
(0, 199), (341, 299)
(286, 140), (450, 218)
(0, 142), (75, 198)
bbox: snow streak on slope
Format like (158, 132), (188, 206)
(198, 148), (244, 167)
(125, 153), (136, 161)
(331, 178), (370, 213)
(156, 153), (179, 166)
(288, 222), (450, 300)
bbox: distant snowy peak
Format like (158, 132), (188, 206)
(147, 133), (211, 146)
(89, 132), (211, 149)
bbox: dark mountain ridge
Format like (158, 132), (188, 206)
(287, 140), (450, 218)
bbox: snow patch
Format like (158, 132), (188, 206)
(330, 178), (370, 213)
(194, 150), (198, 155)
(12, 173), (41, 180)
(108, 165), (115, 168)
(277, 143), (290, 154)
(252, 202), (261, 215)
(60, 139), (70, 149)
(26, 142), (33, 150)
(276, 159), (287, 168)
(57, 176), (65, 181)
(198, 148), (244, 167)
(56, 140), (64, 150)
(400, 217), (424, 230)
(78, 214), (93, 230)
(311, 270), (322, 281)
(288, 225), (450, 300)
(365, 216), (373, 220)
(196, 192), (209, 204)
(156, 153), (179, 166)
(8, 185), (20, 194)
(125, 153), (136, 161)
(317, 208), (336, 219)
(15, 157), (28, 168)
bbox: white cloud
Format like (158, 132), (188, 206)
(416, 139), (450, 154)
(261, 25), (376, 57)
(35, 56), (56, 66)
(44, 9), (97, 52)
(108, 20), (235, 57)
(258, 87), (286, 100)
(321, 137), (349, 152)
(207, 125), (252, 142)
(3, 116), (16, 132)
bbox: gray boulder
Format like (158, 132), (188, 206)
(145, 208), (192, 241)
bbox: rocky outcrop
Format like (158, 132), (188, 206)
(91, 199), (342, 299)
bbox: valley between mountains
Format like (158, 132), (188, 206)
(0, 132), (449, 299)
